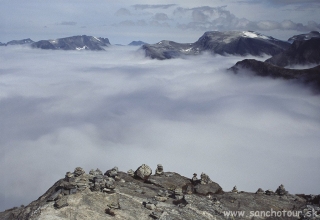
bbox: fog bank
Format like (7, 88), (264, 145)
(0, 46), (319, 211)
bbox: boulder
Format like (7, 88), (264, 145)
(135, 164), (152, 180)
(194, 182), (223, 195)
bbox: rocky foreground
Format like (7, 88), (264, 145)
(1, 164), (319, 220)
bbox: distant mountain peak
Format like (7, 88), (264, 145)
(143, 30), (290, 59)
(31, 35), (111, 50)
(288, 31), (320, 43)
(128, 40), (147, 46)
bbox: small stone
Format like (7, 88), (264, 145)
(150, 211), (163, 219)
(145, 203), (156, 210)
(103, 188), (111, 193)
(65, 172), (73, 180)
(54, 197), (68, 209)
(105, 208), (115, 216)
(154, 196), (167, 202)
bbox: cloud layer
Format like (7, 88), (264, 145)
(0, 46), (320, 211)
(113, 4), (320, 33)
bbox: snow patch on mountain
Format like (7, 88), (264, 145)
(242, 31), (269, 40)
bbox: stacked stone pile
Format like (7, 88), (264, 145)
(2, 163), (318, 220)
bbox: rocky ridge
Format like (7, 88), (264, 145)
(0, 38), (34, 46)
(288, 31), (320, 43)
(128, 41), (147, 46)
(0, 164), (319, 220)
(31, 35), (110, 50)
(142, 31), (290, 59)
(265, 38), (320, 67)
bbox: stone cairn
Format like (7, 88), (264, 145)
(127, 169), (134, 177)
(155, 164), (164, 175)
(275, 184), (288, 196)
(200, 172), (213, 185)
(256, 188), (264, 194)
(231, 186), (238, 193)
(47, 166), (121, 209)
(191, 173), (198, 183)
(47, 163), (224, 216)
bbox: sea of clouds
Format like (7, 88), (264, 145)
(0, 45), (319, 211)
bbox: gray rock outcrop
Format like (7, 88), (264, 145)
(0, 165), (318, 220)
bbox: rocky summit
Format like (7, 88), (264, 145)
(1, 164), (319, 220)
(142, 31), (290, 59)
(31, 35), (110, 51)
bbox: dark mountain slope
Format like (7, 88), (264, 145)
(142, 31), (290, 59)
(31, 35), (110, 51)
(229, 59), (320, 91)
(288, 31), (320, 43)
(265, 38), (320, 67)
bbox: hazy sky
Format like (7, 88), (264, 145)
(1, 0), (320, 44)
(0, 46), (320, 211)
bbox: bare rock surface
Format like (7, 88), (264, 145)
(0, 164), (318, 220)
